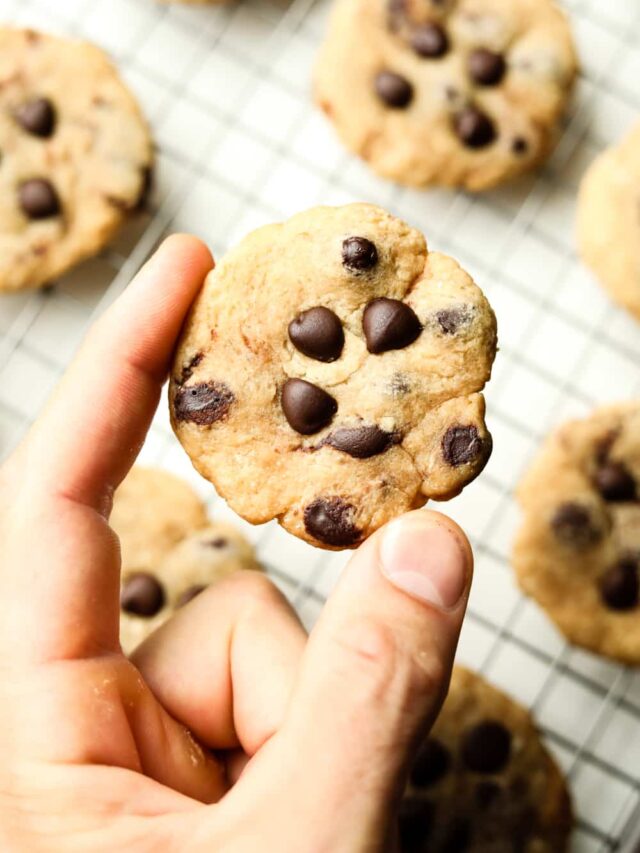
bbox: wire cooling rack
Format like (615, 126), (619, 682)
(1, 0), (640, 848)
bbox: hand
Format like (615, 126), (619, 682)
(0, 235), (473, 852)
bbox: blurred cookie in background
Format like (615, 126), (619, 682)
(400, 666), (573, 852)
(0, 27), (153, 293)
(315, 0), (577, 190)
(514, 402), (640, 664)
(112, 466), (262, 653)
(120, 523), (263, 653)
(169, 203), (497, 550)
(577, 122), (640, 322)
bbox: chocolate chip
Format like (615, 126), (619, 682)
(410, 737), (450, 787)
(15, 97), (56, 137)
(468, 48), (506, 86)
(179, 352), (204, 384)
(303, 496), (362, 547)
(176, 584), (207, 608)
(398, 797), (434, 853)
(173, 381), (235, 426)
(206, 537), (227, 548)
(288, 306), (344, 362)
(375, 70), (413, 108)
(363, 298), (421, 354)
(442, 425), (483, 466)
(512, 136), (528, 155)
(475, 780), (502, 808)
(121, 572), (165, 617)
(436, 307), (467, 334)
(593, 462), (636, 502)
(551, 502), (603, 549)
(454, 107), (496, 148)
(19, 178), (60, 219)
(461, 720), (511, 774)
(324, 425), (395, 458)
(411, 23), (449, 58)
(599, 558), (639, 611)
(281, 378), (337, 435)
(342, 236), (378, 271)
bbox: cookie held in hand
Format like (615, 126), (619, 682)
(170, 204), (497, 550)
(514, 402), (640, 664)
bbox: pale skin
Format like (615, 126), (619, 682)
(0, 235), (473, 852)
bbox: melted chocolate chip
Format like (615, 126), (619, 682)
(179, 352), (204, 384)
(121, 572), (165, 617)
(442, 425), (483, 466)
(342, 236), (378, 271)
(398, 797), (435, 853)
(15, 97), (56, 137)
(454, 107), (496, 148)
(363, 297), (421, 354)
(551, 502), (603, 550)
(436, 307), (468, 334)
(174, 381), (235, 426)
(411, 23), (449, 58)
(410, 737), (451, 787)
(593, 462), (636, 502)
(512, 136), (528, 155)
(461, 720), (511, 774)
(19, 178), (60, 219)
(303, 496), (362, 547)
(288, 306), (344, 362)
(324, 425), (395, 458)
(281, 378), (337, 435)
(599, 558), (639, 611)
(375, 70), (414, 108)
(176, 584), (207, 608)
(206, 537), (228, 548)
(468, 48), (506, 86)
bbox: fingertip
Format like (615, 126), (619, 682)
(156, 233), (215, 275)
(377, 509), (473, 611)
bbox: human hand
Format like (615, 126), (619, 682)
(0, 235), (473, 852)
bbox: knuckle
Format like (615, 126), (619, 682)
(228, 570), (289, 611)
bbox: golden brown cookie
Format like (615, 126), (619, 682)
(315, 0), (577, 190)
(400, 667), (573, 851)
(169, 203), (497, 550)
(514, 402), (640, 663)
(577, 123), (640, 322)
(0, 27), (153, 292)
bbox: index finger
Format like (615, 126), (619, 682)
(0, 234), (213, 663)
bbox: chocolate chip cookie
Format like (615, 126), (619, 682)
(400, 666), (573, 852)
(0, 27), (153, 293)
(514, 402), (640, 664)
(120, 523), (262, 653)
(112, 467), (261, 652)
(169, 204), (497, 549)
(577, 123), (640, 322)
(315, 0), (577, 190)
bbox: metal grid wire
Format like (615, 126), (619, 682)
(1, 0), (639, 848)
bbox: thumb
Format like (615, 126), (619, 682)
(281, 509), (472, 848)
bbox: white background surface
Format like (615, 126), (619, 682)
(1, 0), (639, 848)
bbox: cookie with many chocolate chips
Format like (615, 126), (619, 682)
(0, 27), (153, 293)
(169, 204), (497, 549)
(112, 467), (261, 652)
(399, 667), (573, 852)
(577, 123), (640, 322)
(514, 402), (640, 663)
(315, 0), (576, 190)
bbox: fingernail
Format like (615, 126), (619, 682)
(379, 514), (469, 609)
